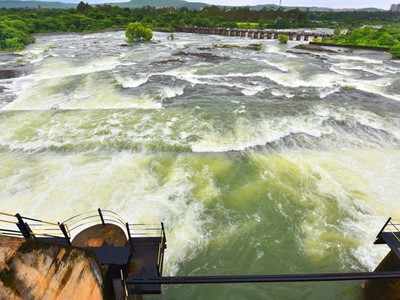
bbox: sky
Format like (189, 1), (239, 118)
(186, 0), (394, 9)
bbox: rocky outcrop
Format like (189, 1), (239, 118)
(0, 236), (103, 300)
(0, 69), (22, 80)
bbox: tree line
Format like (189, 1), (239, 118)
(1, 3), (400, 51)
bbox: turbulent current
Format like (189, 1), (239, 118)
(1, 31), (400, 299)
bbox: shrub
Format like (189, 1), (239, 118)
(390, 43), (400, 59)
(0, 20), (34, 51)
(278, 34), (288, 44)
(125, 22), (153, 43)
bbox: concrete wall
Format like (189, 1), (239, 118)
(364, 250), (400, 300)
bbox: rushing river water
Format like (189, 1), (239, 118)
(1, 31), (400, 299)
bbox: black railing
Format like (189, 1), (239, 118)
(376, 217), (400, 239)
(0, 209), (138, 244)
(0, 211), (64, 240)
(126, 222), (166, 277)
(62, 209), (128, 240)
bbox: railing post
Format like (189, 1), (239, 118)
(161, 222), (166, 247)
(98, 208), (105, 225)
(15, 213), (34, 239)
(377, 217), (392, 238)
(159, 222), (166, 276)
(58, 222), (71, 245)
(126, 223), (134, 251)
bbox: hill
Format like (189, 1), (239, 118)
(113, 0), (206, 10)
(0, 0), (386, 11)
(0, 0), (73, 8)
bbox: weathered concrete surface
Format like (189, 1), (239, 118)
(0, 236), (103, 300)
(364, 250), (400, 300)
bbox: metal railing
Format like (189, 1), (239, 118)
(0, 211), (64, 240)
(0, 209), (131, 244)
(126, 222), (166, 276)
(62, 209), (129, 240)
(0, 209), (167, 276)
(376, 217), (400, 243)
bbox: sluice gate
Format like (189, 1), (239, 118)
(0, 211), (399, 299)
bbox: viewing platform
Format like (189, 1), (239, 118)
(0, 209), (166, 299)
(1, 210), (400, 300)
(375, 217), (400, 259)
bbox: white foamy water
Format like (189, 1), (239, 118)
(0, 31), (400, 299)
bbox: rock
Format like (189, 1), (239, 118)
(119, 43), (129, 47)
(0, 69), (21, 80)
(197, 47), (212, 51)
(292, 44), (350, 54)
(212, 43), (263, 51)
(0, 236), (103, 300)
(173, 51), (229, 61)
(150, 58), (184, 65)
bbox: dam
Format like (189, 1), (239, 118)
(175, 27), (333, 41)
(0, 210), (399, 299)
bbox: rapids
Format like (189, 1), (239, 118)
(1, 31), (400, 299)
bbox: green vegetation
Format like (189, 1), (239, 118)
(390, 43), (400, 59)
(321, 26), (400, 58)
(125, 22), (153, 43)
(1, 2), (400, 53)
(236, 22), (260, 29)
(0, 19), (35, 50)
(278, 34), (288, 44)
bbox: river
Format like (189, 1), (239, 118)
(1, 31), (400, 299)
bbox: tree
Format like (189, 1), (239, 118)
(278, 34), (288, 44)
(377, 32), (397, 47)
(125, 22), (153, 43)
(334, 26), (342, 36)
(77, 1), (90, 13)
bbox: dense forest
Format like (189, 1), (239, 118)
(1, 3), (400, 52)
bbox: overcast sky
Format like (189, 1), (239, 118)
(187, 0), (394, 9)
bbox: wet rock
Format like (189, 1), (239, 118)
(0, 69), (21, 80)
(150, 58), (184, 65)
(0, 236), (103, 300)
(197, 47), (212, 51)
(291, 44), (350, 54)
(173, 51), (229, 61)
(119, 43), (129, 47)
(213, 43), (263, 51)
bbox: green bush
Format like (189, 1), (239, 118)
(125, 22), (153, 43)
(390, 43), (400, 59)
(0, 20), (34, 51)
(278, 34), (288, 44)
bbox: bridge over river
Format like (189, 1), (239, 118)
(176, 27), (333, 42)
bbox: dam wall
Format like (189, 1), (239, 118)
(176, 27), (333, 42)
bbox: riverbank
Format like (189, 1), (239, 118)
(311, 42), (390, 51)
(319, 26), (400, 59)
